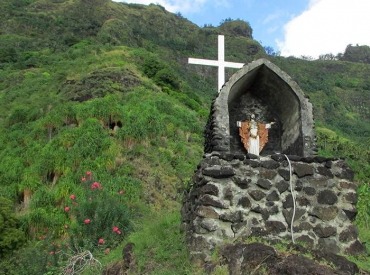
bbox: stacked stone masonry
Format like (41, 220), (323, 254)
(181, 153), (364, 261)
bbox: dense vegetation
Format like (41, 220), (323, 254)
(0, 0), (369, 273)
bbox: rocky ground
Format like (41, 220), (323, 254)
(104, 242), (368, 275)
(216, 242), (364, 275)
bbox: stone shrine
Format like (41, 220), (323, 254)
(204, 58), (316, 157)
(182, 58), (364, 263)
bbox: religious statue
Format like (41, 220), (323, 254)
(237, 114), (275, 156)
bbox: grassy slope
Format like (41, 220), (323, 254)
(0, 0), (369, 273)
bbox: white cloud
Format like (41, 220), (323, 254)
(277, 0), (370, 58)
(113, 0), (208, 13)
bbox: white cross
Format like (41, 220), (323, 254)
(188, 35), (244, 93)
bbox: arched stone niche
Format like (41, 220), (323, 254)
(209, 58), (316, 157)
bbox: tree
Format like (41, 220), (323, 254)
(318, 53), (336, 60)
(0, 197), (26, 257)
(340, 44), (370, 64)
(218, 19), (253, 38)
(264, 46), (280, 56)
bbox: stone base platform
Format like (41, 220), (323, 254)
(181, 153), (365, 262)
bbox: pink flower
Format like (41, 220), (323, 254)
(86, 171), (92, 180)
(112, 226), (122, 234)
(64, 206), (70, 212)
(49, 251), (55, 255)
(98, 238), (105, 245)
(84, 219), (91, 224)
(91, 182), (102, 190)
(69, 194), (76, 200)
(81, 177), (86, 182)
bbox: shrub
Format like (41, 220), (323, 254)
(66, 171), (132, 252)
(0, 197), (26, 257)
(0, 241), (53, 275)
(153, 68), (180, 90)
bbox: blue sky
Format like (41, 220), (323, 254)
(183, 0), (309, 52)
(114, 0), (370, 58)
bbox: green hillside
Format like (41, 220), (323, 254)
(0, 0), (369, 273)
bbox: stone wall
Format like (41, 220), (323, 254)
(181, 153), (364, 261)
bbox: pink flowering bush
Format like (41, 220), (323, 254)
(65, 171), (131, 252)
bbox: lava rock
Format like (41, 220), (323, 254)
(203, 165), (235, 178)
(317, 190), (338, 205)
(276, 180), (290, 194)
(272, 254), (336, 275)
(261, 160), (280, 169)
(313, 225), (337, 238)
(249, 190), (266, 201)
(293, 163), (314, 178)
(303, 186), (316, 196)
(195, 206), (219, 219)
(317, 166), (334, 178)
(199, 195), (228, 209)
(220, 211), (242, 223)
(311, 206), (339, 221)
(199, 184), (219, 196)
(265, 221), (286, 233)
(256, 179), (272, 190)
(238, 196), (251, 208)
(278, 169), (291, 181)
(266, 190), (280, 202)
(339, 225), (358, 242)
